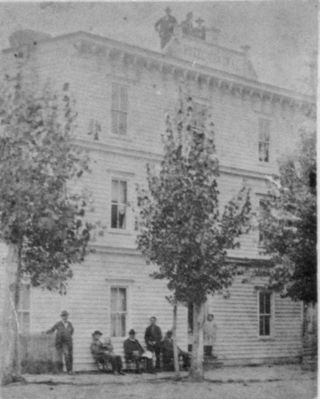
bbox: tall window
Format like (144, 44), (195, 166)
(111, 83), (128, 135)
(258, 291), (272, 336)
(110, 287), (127, 337)
(111, 179), (127, 229)
(17, 284), (30, 335)
(258, 199), (268, 246)
(258, 118), (270, 162)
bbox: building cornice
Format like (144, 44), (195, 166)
(76, 137), (276, 181)
(90, 243), (271, 266)
(2, 30), (315, 114)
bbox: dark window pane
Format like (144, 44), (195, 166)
(120, 313), (126, 337)
(119, 288), (127, 311)
(259, 292), (264, 313)
(259, 316), (264, 335)
(265, 293), (271, 314)
(265, 316), (270, 335)
(118, 209), (126, 229)
(111, 313), (117, 337)
(111, 204), (118, 228)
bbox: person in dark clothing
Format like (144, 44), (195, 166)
(44, 310), (74, 374)
(123, 329), (145, 373)
(193, 18), (206, 40)
(161, 330), (190, 371)
(144, 316), (162, 370)
(154, 7), (177, 49)
(90, 331), (125, 375)
(181, 12), (194, 36)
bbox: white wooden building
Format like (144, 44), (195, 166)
(0, 28), (315, 371)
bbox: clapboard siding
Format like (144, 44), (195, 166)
(207, 276), (302, 361)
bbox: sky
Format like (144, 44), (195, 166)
(0, 1), (317, 93)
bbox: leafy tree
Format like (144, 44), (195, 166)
(0, 73), (94, 384)
(137, 95), (251, 380)
(258, 127), (316, 304)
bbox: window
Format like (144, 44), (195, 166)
(111, 179), (127, 229)
(110, 287), (127, 337)
(258, 199), (268, 246)
(111, 83), (128, 135)
(258, 118), (270, 162)
(258, 291), (272, 336)
(17, 284), (30, 335)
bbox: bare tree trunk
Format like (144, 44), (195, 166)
(0, 243), (23, 385)
(172, 303), (181, 379)
(189, 302), (205, 381)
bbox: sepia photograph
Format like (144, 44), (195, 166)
(0, 1), (317, 398)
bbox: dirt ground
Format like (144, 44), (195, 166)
(1, 378), (317, 399)
(1, 364), (317, 399)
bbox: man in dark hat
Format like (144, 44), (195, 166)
(193, 18), (206, 40)
(123, 329), (145, 373)
(154, 7), (177, 49)
(181, 12), (194, 36)
(90, 331), (125, 375)
(44, 310), (74, 374)
(144, 316), (162, 370)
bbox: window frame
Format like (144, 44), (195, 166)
(110, 286), (128, 338)
(111, 82), (128, 136)
(258, 118), (271, 163)
(106, 279), (134, 340)
(258, 198), (268, 248)
(110, 178), (128, 230)
(17, 283), (31, 335)
(257, 289), (274, 339)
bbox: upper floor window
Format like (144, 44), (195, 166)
(111, 83), (128, 135)
(17, 284), (30, 335)
(110, 287), (127, 337)
(258, 291), (272, 336)
(111, 179), (127, 229)
(258, 118), (270, 163)
(258, 199), (268, 247)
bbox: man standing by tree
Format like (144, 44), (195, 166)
(144, 316), (162, 370)
(44, 311), (74, 374)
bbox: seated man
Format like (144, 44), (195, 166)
(90, 330), (125, 375)
(162, 330), (190, 371)
(123, 329), (146, 373)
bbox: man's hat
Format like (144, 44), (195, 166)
(129, 329), (136, 335)
(196, 18), (204, 24)
(92, 330), (103, 336)
(60, 310), (69, 316)
(165, 6), (171, 12)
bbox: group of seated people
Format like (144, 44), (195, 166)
(90, 316), (190, 374)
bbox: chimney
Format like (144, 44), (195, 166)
(9, 30), (51, 48)
(206, 27), (220, 43)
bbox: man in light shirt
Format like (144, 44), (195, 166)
(203, 313), (217, 358)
